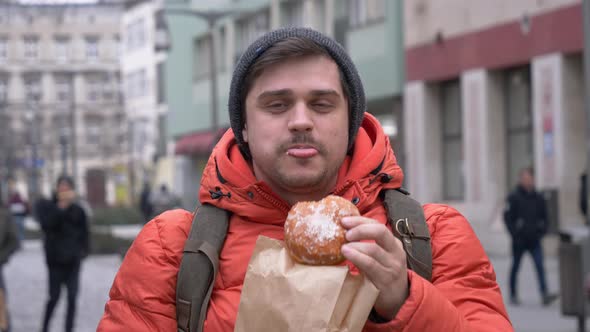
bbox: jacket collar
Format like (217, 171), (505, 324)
(199, 113), (404, 225)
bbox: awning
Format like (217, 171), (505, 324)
(174, 128), (228, 156)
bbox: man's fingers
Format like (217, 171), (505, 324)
(344, 221), (401, 254)
(341, 243), (385, 285)
(342, 241), (390, 268)
(341, 216), (377, 228)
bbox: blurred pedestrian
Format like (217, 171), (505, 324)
(7, 184), (28, 244)
(149, 184), (180, 217)
(0, 205), (20, 332)
(504, 167), (558, 306)
(37, 176), (89, 332)
(139, 182), (153, 222)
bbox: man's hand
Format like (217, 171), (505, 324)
(340, 216), (408, 321)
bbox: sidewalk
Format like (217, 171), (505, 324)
(490, 253), (579, 332)
(5, 240), (121, 332)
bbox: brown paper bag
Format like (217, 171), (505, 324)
(235, 236), (379, 332)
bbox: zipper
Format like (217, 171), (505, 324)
(254, 185), (290, 213)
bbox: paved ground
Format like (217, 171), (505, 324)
(490, 253), (580, 332)
(1, 236), (586, 332)
(5, 240), (120, 332)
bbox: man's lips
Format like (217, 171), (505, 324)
(286, 145), (319, 158)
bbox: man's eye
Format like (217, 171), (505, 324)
(312, 102), (333, 111)
(267, 102), (288, 110)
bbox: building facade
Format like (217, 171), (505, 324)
(403, 0), (586, 253)
(0, 0), (127, 206)
(169, 0), (404, 209)
(121, 0), (169, 202)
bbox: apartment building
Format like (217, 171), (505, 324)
(0, 0), (126, 206)
(120, 0), (172, 202)
(403, 0), (586, 253)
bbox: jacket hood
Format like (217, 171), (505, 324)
(199, 112), (403, 225)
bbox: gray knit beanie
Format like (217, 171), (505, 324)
(228, 27), (366, 158)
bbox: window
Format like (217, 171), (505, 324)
(505, 67), (533, 188)
(235, 11), (269, 61)
(102, 74), (114, 101)
(86, 76), (102, 102)
(0, 77), (8, 103)
(23, 74), (42, 101)
(440, 80), (464, 201)
(126, 18), (146, 51)
(125, 69), (147, 99)
(349, 0), (386, 27)
(55, 36), (70, 62)
(136, 19), (146, 48)
(113, 35), (121, 58)
(157, 62), (166, 104)
(85, 36), (99, 61)
(125, 72), (134, 98)
(194, 36), (211, 79)
(155, 113), (167, 158)
(23, 36), (39, 60)
(282, 1), (304, 27)
(86, 121), (102, 145)
(138, 69), (147, 97)
(0, 38), (7, 61)
(125, 23), (134, 51)
(217, 27), (226, 72)
(55, 75), (72, 102)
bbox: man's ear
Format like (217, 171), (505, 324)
(242, 123), (248, 143)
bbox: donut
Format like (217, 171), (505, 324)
(284, 195), (360, 265)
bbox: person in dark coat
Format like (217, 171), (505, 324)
(0, 206), (20, 332)
(37, 176), (89, 332)
(139, 182), (153, 223)
(504, 167), (557, 306)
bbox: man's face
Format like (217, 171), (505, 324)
(520, 170), (534, 191)
(57, 181), (72, 193)
(243, 55), (349, 195)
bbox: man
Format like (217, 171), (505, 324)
(98, 28), (511, 331)
(37, 176), (89, 332)
(504, 167), (557, 306)
(139, 182), (153, 223)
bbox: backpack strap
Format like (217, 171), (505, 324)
(176, 204), (230, 332)
(383, 189), (432, 281)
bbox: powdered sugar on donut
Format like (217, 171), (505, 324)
(302, 203), (339, 242)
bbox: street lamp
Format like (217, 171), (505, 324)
(0, 101), (12, 188)
(163, 7), (236, 136)
(59, 127), (69, 176)
(25, 96), (40, 201)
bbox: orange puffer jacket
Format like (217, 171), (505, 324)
(98, 114), (512, 332)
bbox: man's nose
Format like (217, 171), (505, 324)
(287, 101), (313, 132)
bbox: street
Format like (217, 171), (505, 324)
(0, 238), (582, 332)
